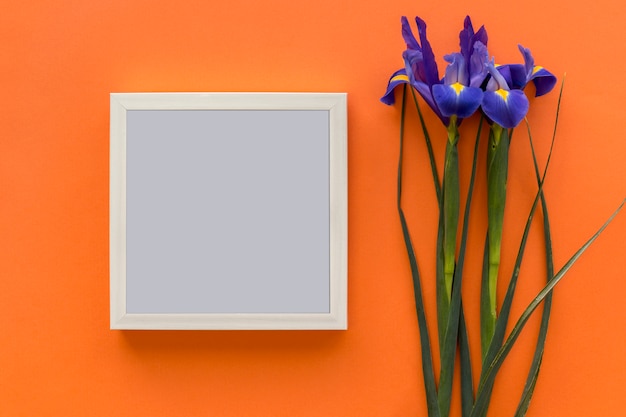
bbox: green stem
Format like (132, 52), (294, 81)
(434, 119), (461, 417)
(442, 119), (460, 305)
(481, 124), (509, 358)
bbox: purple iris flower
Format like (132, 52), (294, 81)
(382, 16), (492, 126)
(481, 60), (530, 128)
(497, 45), (557, 96)
(429, 17), (489, 123)
(432, 53), (483, 119)
(381, 16), (448, 124)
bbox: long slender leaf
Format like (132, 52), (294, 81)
(513, 145), (553, 416)
(397, 85), (440, 417)
(410, 88), (442, 204)
(479, 232), (490, 356)
(471, 198), (625, 417)
(436, 201), (447, 352)
(513, 78), (566, 416)
(459, 303), (474, 417)
(459, 118), (485, 417)
(409, 89), (447, 354)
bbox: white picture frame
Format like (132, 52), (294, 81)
(110, 92), (347, 330)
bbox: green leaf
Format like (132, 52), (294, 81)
(409, 89), (448, 355)
(513, 131), (553, 417)
(410, 88), (442, 204)
(397, 85), (440, 417)
(460, 303), (474, 417)
(472, 197), (625, 417)
(455, 117), (483, 417)
(513, 78), (566, 417)
(479, 234), (491, 359)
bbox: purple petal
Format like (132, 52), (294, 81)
(459, 17), (488, 57)
(433, 84), (483, 119)
(518, 44), (535, 79)
(496, 65), (513, 87)
(459, 16), (475, 60)
(414, 82), (446, 122)
(403, 49), (425, 83)
(415, 16), (440, 85)
(442, 53), (468, 85)
(530, 67), (557, 96)
(403, 51), (443, 118)
(459, 17), (489, 88)
(401, 16), (420, 50)
(482, 89), (529, 128)
(474, 25), (488, 46)
(381, 68), (409, 105)
(518, 45), (557, 96)
(485, 61), (510, 91)
(469, 41), (489, 88)
(500, 64), (528, 90)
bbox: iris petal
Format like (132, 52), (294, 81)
(401, 16), (420, 50)
(403, 49), (425, 84)
(459, 16), (476, 60)
(381, 68), (409, 105)
(459, 16), (489, 89)
(442, 53), (467, 85)
(415, 83), (447, 124)
(500, 64), (527, 90)
(403, 49), (442, 117)
(518, 45), (535, 79)
(414, 16), (440, 86)
(459, 16), (488, 64)
(381, 15), (450, 125)
(469, 41), (489, 88)
(496, 65), (513, 87)
(518, 44), (558, 96)
(433, 84), (483, 118)
(482, 89), (529, 128)
(530, 67), (557, 97)
(474, 25), (488, 47)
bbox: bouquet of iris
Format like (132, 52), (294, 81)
(381, 16), (625, 417)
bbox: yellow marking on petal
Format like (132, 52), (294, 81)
(532, 66), (543, 75)
(451, 82), (464, 95)
(391, 74), (409, 82)
(496, 89), (509, 100)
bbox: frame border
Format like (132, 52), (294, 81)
(110, 92), (347, 330)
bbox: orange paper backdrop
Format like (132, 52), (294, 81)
(1, 0), (625, 416)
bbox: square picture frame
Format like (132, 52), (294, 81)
(110, 92), (347, 330)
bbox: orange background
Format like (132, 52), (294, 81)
(1, 0), (625, 416)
